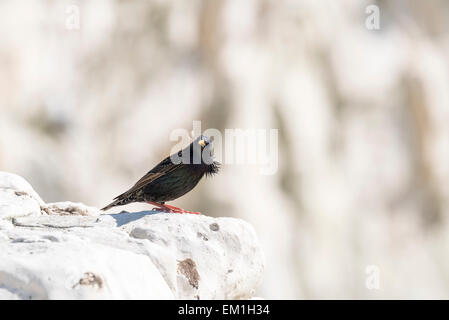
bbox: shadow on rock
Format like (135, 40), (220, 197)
(107, 210), (164, 227)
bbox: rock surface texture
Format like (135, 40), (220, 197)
(0, 172), (264, 299)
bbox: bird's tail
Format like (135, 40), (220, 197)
(102, 187), (138, 211)
(101, 197), (127, 211)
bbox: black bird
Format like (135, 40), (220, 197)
(102, 135), (219, 214)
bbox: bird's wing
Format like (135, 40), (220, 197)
(114, 156), (182, 200)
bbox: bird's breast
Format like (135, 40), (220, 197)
(142, 165), (205, 202)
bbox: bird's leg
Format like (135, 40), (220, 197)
(161, 203), (201, 215)
(146, 201), (200, 215)
(146, 201), (170, 212)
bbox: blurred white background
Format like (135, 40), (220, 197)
(1, 0), (449, 299)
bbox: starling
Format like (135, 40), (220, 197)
(101, 135), (220, 214)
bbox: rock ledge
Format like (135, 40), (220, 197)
(0, 172), (264, 299)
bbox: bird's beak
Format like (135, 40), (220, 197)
(198, 140), (206, 147)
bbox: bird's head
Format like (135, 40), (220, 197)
(190, 135), (215, 165)
(193, 135), (219, 175)
(197, 135), (212, 149)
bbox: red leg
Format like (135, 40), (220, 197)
(146, 201), (166, 210)
(146, 201), (201, 215)
(162, 204), (201, 215)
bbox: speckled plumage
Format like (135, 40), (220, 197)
(102, 135), (219, 211)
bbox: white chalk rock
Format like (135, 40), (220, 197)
(0, 240), (174, 299)
(42, 201), (101, 217)
(119, 213), (265, 299)
(0, 172), (45, 206)
(0, 172), (264, 300)
(0, 172), (43, 219)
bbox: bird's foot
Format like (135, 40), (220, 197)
(147, 202), (201, 215)
(162, 204), (201, 215)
